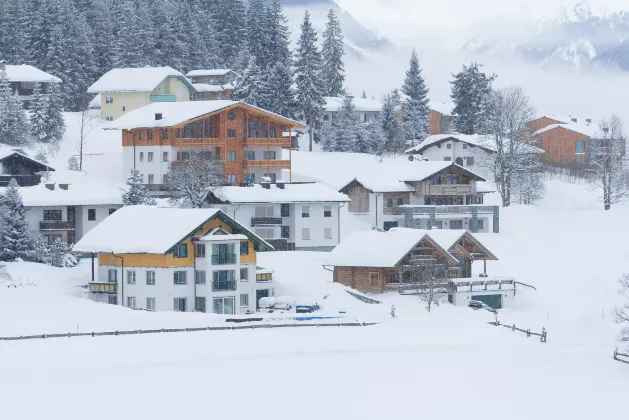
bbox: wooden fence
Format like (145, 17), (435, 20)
(488, 321), (547, 343)
(613, 348), (629, 364)
(345, 290), (382, 304)
(0, 321), (377, 342)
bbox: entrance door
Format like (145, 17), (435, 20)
(472, 294), (502, 310)
(256, 289), (269, 309)
(281, 226), (290, 239)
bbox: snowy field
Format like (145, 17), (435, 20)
(1, 179), (629, 419)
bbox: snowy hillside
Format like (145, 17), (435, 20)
(1, 179), (629, 419)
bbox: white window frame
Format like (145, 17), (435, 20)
(146, 297), (156, 311)
(108, 295), (117, 305)
(105, 96), (113, 104)
(240, 293), (249, 308)
(146, 271), (156, 285)
(195, 270), (206, 285)
(174, 297), (187, 312)
(139, 152), (144, 162)
(302, 228), (310, 240)
(254, 205), (274, 218)
(127, 296), (136, 309)
(147, 152), (154, 162)
(162, 151), (169, 162)
(240, 268), (248, 281)
(105, 116), (113, 122)
(148, 174), (154, 185)
(126, 270), (136, 284)
(302, 206), (310, 218)
(324, 227), (332, 240)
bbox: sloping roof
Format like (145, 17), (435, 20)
(326, 228), (458, 268)
(324, 96), (383, 113)
(107, 101), (304, 130)
(405, 134), (495, 155)
(533, 123), (597, 138)
(192, 83), (234, 93)
(339, 178), (414, 193)
(87, 67), (194, 93)
(15, 183), (122, 207)
(88, 94), (101, 109)
(2, 65), (62, 83)
(186, 69), (235, 77)
(73, 206), (272, 254)
(213, 183), (350, 204)
(0, 149), (54, 172)
(428, 101), (454, 115)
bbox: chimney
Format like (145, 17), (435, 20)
(59, 183), (69, 190)
(0, 60), (5, 71)
(155, 113), (163, 121)
(276, 182), (285, 189)
(45, 183), (55, 191)
(571, 117), (578, 123)
(586, 118), (592, 124)
(261, 183), (270, 190)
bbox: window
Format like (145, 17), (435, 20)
(443, 157), (452, 161)
(146, 271), (155, 285)
(108, 269), (117, 283)
(447, 143), (452, 149)
(387, 199), (393, 208)
(323, 115), (329, 121)
(227, 129), (237, 138)
(269, 127), (276, 137)
(88, 209), (96, 221)
(576, 140), (586, 154)
(174, 271), (187, 285)
(463, 144), (468, 149)
(183, 123), (194, 138)
(369, 272), (380, 286)
(105, 116), (114, 122)
(240, 294), (249, 308)
(260, 122), (268, 138)
(195, 297), (206, 312)
(450, 220), (463, 229)
(249, 119), (259, 138)
(349, 191), (369, 213)
(576, 157), (585, 166)
(204, 117), (212, 138)
(127, 270), (136, 284)
(227, 111), (235, 120)
(432, 220), (443, 229)
(227, 152), (236, 161)
(176, 128), (181, 138)
(139, 152), (144, 162)
(108, 295), (117, 305)
(281, 204), (290, 217)
(240, 241), (249, 256)
(148, 174), (154, 185)
(302, 206), (310, 218)
(105, 96), (113, 104)
(174, 298), (187, 312)
(212, 270), (236, 291)
(255, 205), (274, 218)
(227, 174), (237, 185)
(194, 120), (203, 138)
(148, 152), (154, 162)
(159, 129), (169, 140)
(45, 234), (62, 245)
(127, 297), (136, 309)
(466, 157), (475, 166)
(476, 219), (484, 230)
(397, 199), (404, 206)
(263, 151), (276, 160)
(147, 130), (153, 140)
(240, 268), (248, 281)
(383, 221), (398, 231)
(43, 210), (62, 221)
(109, 208), (117, 215)
(324, 205), (332, 217)
(195, 270), (206, 284)
(162, 152), (169, 162)
(177, 151), (190, 161)
(122, 106), (126, 112)
(255, 228), (274, 239)
(195, 244), (206, 257)
(431, 176), (442, 185)
(324, 227), (332, 240)
(245, 151), (255, 160)
(213, 297), (235, 314)
(281, 226), (290, 239)
(146, 298), (155, 311)
(302, 228), (310, 240)
(173, 243), (188, 258)
(139, 130), (144, 140)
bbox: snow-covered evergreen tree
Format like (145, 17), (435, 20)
(365, 116), (387, 155)
(265, 0), (292, 67)
(232, 57), (266, 107)
(322, 95), (359, 152)
(122, 170), (157, 206)
(29, 83), (47, 142)
(41, 82), (66, 149)
(381, 93), (404, 154)
(322, 9), (346, 97)
(246, 0), (269, 67)
(67, 156), (80, 171)
(451, 62), (496, 135)
(0, 70), (31, 147)
(34, 148), (51, 181)
(361, 90), (367, 99)
(34, 235), (52, 265)
(0, 179), (35, 262)
(401, 49), (430, 146)
(50, 238), (71, 268)
(266, 61), (298, 119)
(212, 0), (247, 67)
(165, 151), (225, 208)
(295, 11), (326, 152)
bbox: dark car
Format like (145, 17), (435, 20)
(468, 300), (497, 313)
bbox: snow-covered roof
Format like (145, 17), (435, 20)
(87, 66), (193, 93)
(428, 101), (454, 115)
(107, 101), (304, 130)
(421, 229), (468, 252)
(192, 83), (234, 93)
(88, 94), (101, 109)
(0, 148), (54, 171)
(324, 96), (383, 113)
(15, 183), (123, 207)
(405, 134), (494, 154)
(73, 206), (272, 254)
(326, 228), (457, 268)
(186, 69), (235, 77)
(213, 183), (350, 204)
(199, 233), (248, 242)
(533, 123), (597, 138)
(2, 65), (62, 83)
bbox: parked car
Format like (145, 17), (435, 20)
(468, 300), (497, 313)
(296, 301), (321, 313)
(273, 296), (296, 312)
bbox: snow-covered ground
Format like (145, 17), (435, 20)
(1, 178), (628, 419)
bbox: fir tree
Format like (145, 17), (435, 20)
(322, 9), (346, 97)
(42, 82), (66, 148)
(0, 70), (31, 147)
(450, 62), (497, 135)
(50, 238), (71, 267)
(266, 61), (298, 119)
(295, 11), (326, 152)
(401, 49), (430, 146)
(0, 179), (35, 262)
(265, 0), (292, 67)
(322, 95), (359, 152)
(67, 156), (80, 171)
(122, 170), (157, 206)
(34, 235), (52, 265)
(381, 92), (404, 154)
(232, 57), (266, 107)
(212, 0), (247, 67)
(365, 116), (387, 155)
(361, 90), (368, 99)
(30, 83), (47, 142)
(246, 0), (269, 67)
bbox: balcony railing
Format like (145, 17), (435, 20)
(89, 283), (118, 293)
(245, 138), (292, 148)
(40, 221), (75, 231)
(211, 254), (237, 265)
(0, 175), (42, 187)
(256, 273), (273, 282)
(251, 217), (283, 226)
(245, 159), (291, 168)
(383, 207), (405, 215)
(150, 94), (176, 102)
(212, 280), (237, 291)
(428, 184), (475, 196)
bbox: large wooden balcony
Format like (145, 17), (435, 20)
(245, 160), (291, 169)
(428, 184), (475, 196)
(123, 137), (292, 148)
(244, 138), (292, 148)
(89, 283), (118, 293)
(40, 221), (75, 231)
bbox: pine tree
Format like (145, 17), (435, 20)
(0, 70), (31, 147)
(322, 9), (346, 97)
(50, 238), (70, 267)
(266, 61), (298, 119)
(246, 0), (269, 67)
(381, 92), (404, 154)
(450, 62), (497, 135)
(42, 82), (66, 148)
(34, 235), (52, 265)
(232, 57), (265, 107)
(365, 116), (387, 155)
(322, 95), (359, 152)
(30, 83), (47, 142)
(67, 156), (80, 171)
(122, 170), (157, 206)
(265, 0), (292, 67)
(401, 49), (430, 146)
(361, 90), (367, 99)
(0, 179), (35, 262)
(212, 0), (247, 67)
(295, 11), (326, 152)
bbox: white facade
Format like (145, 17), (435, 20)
(448, 278), (516, 309)
(419, 140), (490, 168)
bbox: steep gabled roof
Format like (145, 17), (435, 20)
(186, 69), (236, 77)
(533, 123), (596, 138)
(211, 183), (350, 204)
(87, 66), (195, 93)
(2, 65), (62, 83)
(73, 206), (273, 254)
(405, 134), (495, 155)
(0, 150), (55, 172)
(324, 96), (383, 113)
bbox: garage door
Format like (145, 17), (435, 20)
(472, 294), (502, 310)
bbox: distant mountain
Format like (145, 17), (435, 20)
(462, 1), (629, 72)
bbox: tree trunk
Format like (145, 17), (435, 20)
(308, 125), (313, 152)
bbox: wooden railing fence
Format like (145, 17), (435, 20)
(489, 321), (547, 343)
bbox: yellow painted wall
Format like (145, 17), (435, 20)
(158, 77), (192, 102)
(100, 91), (150, 120)
(98, 218), (258, 268)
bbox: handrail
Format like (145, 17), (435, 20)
(514, 281), (537, 291)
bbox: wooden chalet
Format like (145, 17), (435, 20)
(0, 151), (55, 187)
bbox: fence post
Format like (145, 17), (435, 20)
(614, 348), (618, 360)
(512, 324), (515, 331)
